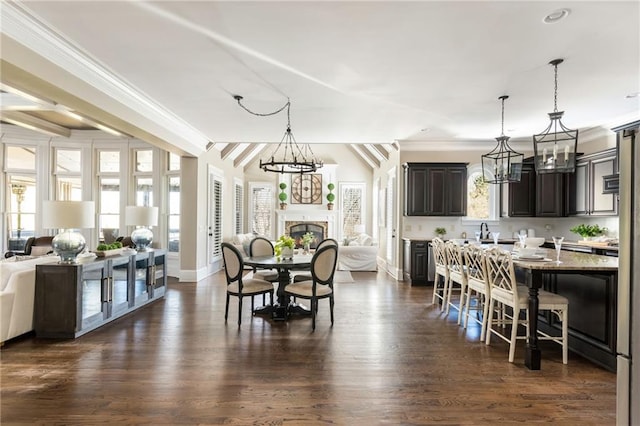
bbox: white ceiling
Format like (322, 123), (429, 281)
(1, 1), (639, 155)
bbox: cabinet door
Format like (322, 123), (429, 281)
(427, 167), (447, 215)
(573, 161), (589, 215)
(590, 156), (617, 215)
(536, 173), (565, 217)
(509, 164), (535, 217)
(405, 166), (428, 216)
(133, 256), (151, 306)
(80, 264), (109, 329)
(152, 252), (167, 297)
(447, 167), (467, 216)
(111, 256), (133, 315)
(411, 241), (428, 282)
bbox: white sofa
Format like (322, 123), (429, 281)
(0, 255), (60, 344)
(338, 234), (378, 271)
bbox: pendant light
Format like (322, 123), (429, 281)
(481, 95), (523, 184)
(533, 59), (578, 174)
(234, 95), (322, 174)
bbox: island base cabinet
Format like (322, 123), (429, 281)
(539, 271), (617, 371)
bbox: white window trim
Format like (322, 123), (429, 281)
(248, 181), (274, 240)
(462, 163), (500, 225)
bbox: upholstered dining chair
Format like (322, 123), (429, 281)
(284, 244), (338, 331)
(430, 238), (449, 310)
(248, 236), (279, 283)
(292, 238), (338, 283)
(4, 236), (54, 258)
(444, 241), (468, 324)
(484, 247), (569, 364)
(221, 242), (274, 326)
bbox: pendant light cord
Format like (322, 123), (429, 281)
(553, 62), (559, 113)
(234, 95), (290, 118)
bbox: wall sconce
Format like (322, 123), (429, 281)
(42, 200), (95, 263)
(125, 206), (159, 251)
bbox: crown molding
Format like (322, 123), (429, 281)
(1, 1), (209, 154)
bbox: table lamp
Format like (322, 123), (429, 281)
(42, 200), (95, 263)
(125, 206), (158, 251)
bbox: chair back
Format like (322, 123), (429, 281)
(431, 237), (448, 277)
(221, 242), (244, 285)
(311, 244), (339, 288)
(249, 237), (274, 257)
(445, 240), (466, 282)
(316, 238), (338, 250)
(464, 244), (489, 291)
(485, 247), (520, 308)
(24, 236), (54, 256)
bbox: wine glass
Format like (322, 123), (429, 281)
(552, 236), (564, 263)
(493, 232), (500, 245)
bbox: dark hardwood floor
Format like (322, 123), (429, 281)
(1, 271), (616, 425)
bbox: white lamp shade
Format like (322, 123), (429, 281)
(354, 224), (366, 234)
(125, 206), (158, 226)
(42, 201), (95, 229)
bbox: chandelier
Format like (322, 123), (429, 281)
(533, 58), (578, 174)
(481, 95), (523, 184)
(234, 95), (322, 174)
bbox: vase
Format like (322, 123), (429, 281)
(281, 246), (293, 260)
(303, 243), (310, 255)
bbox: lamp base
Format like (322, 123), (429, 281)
(131, 227), (153, 251)
(52, 230), (86, 264)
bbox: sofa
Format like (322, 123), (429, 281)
(338, 233), (378, 271)
(0, 255), (60, 344)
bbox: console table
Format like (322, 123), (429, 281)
(34, 249), (166, 339)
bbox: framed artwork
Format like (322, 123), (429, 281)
(291, 173), (323, 204)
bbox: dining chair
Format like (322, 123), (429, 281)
(284, 244), (338, 331)
(444, 240), (468, 324)
(430, 238), (449, 310)
(248, 236), (279, 283)
(462, 244), (491, 340)
(221, 243), (274, 326)
(484, 247), (569, 364)
(292, 238), (338, 283)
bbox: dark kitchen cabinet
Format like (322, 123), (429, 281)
(403, 163), (467, 216)
(504, 162), (574, 217)
(402, 239), (432, 286)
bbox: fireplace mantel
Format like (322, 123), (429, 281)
(276, 209), (339, 239)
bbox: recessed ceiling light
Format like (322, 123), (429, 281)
(543, 8), (571, 24)
(625, 92), (640, 99)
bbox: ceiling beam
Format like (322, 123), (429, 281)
(370, 144), (390, 160)
(220, 143), (241, 160)
(1, 110), (70, 137)
(234, 143), (261, 168)
(350, 144), (378, 169)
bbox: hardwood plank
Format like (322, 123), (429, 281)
(1, 271), (616, 424)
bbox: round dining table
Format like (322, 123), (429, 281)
(244, 254), (313, 321)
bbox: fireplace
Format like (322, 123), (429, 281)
(286, 221), (327, 248)
(276, 209), (339, 243)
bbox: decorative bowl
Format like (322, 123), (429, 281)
(525, 237), (545, 248)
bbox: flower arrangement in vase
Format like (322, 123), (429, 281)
(435, 227), (447, 239)
(301, 231), (315, 254)
(274, 235), (295, 260)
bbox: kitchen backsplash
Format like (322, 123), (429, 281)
(402, 216), (619, 241)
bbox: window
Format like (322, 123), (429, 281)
(54, 148), (82, 201)
(465, 164), (499, 222)
(249, 183), (274, 238)
(234, 179), (244, 235)
(97, 150), (121, 232)
(167, 153), (180, 253)
(4, 145), (37, 250)
(339, 182), (365, 238)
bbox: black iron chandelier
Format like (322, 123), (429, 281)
(234, 95), (322, 174)
(533, 58), (578, 174)
(481, 95), (523, 184)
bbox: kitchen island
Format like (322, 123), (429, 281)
(514, 249), (618, 371)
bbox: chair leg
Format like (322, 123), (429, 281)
(463, 288), (473, 329)
(311, 299), (317, 331)
(485, 298), (495, 345)
(508, 309), (520, 363)
(432, 275), (441, 305)
(330, 296), (334, 325)
(562, 308), (568, 364)
(251, 295), (255, 312)
(480, 293), (490, 342)
(440, 277), (450, 312)
(457, 283), (467, 325)
(225, 293), (230, 322)
(238, 296), (243, 326)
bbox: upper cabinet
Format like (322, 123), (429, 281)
(503, 161), (575, 217)
(570, 148), (618, 216)
(403, 163), (467, 216)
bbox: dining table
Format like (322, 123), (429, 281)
(244, 253), (313, 321)
(513, 248), (618, 370)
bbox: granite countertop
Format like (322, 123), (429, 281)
(513, 248), (618, 271)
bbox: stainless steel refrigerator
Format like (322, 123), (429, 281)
(615, 121), (639, 425)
